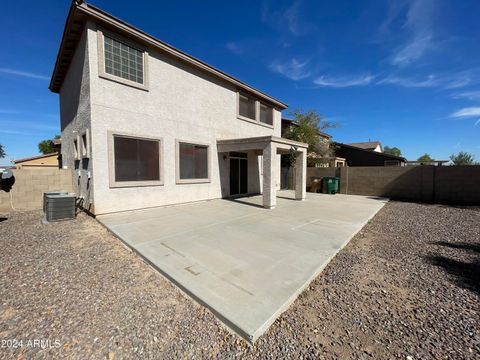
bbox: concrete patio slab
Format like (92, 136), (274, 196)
(97, 191), (387, 343)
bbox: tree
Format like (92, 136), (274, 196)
(283, 109), (338, 166)
(38, 135), (60, 154)
(417, 153), (434, 163)
(383, 146), (402, 157)
(450, 151), (476, 165)
(0, 144), (5, 159)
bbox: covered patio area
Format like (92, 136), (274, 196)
(217, 136), (308, 209)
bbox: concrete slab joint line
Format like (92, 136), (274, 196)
(97, 191), (387, 343)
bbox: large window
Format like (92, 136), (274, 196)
(237, 92), (274, 127)
(178, 142), (209, 182)
(113, 135), (160, 183)
(104, 35), (144, 85)
(238, 94), (256, 120)
(259, 103), (273, 125)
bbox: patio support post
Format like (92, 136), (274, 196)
(295, 149), (307, 200)
(262, 142), (277, 209)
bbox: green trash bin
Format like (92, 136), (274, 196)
(323, 176), (340, 194)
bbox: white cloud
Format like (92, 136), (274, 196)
(0, 67), (49, 80)
(378, 72), (471, 89)
(269, 58), (311, 81)
(452, 91), (480, 100)
(386, 0), (437, 66)
(391, 34), (434, 66)
(226, 42), (243, 55)
(450, 107), (480, 118)
(378, 74), (439, 87)
(261, 0), (314, 36)
(475, 119), (480, 127)
(313, 74), (375, 88)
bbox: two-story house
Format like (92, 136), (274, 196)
(49, 0), (307, 215)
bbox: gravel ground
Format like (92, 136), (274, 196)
(0, 201), (479, 359)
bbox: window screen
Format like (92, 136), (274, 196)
(114, 136), (159, 182)
(104, 35), (144, 84)
(179, 143), (208, 180)
(238, 94), (256, 120)
(259, 104), (273, 125)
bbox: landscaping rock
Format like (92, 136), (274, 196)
(0, 202), (478, 359)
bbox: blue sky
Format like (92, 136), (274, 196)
(1, 0), (479, 165)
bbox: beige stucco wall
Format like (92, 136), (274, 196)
(15, 154), (59, 169)
(84, 22), (282, 214)
(59, 27), (94, 213)
(0, 169), (73, 212)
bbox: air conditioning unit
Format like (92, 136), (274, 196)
(44, 193), (76, 222)
(43, 191), (69, 213)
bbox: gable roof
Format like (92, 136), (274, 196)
(49, 0), (287, 109)
(336, 142), (405, 161)
(281, 118), (332, 139)
(14, 153), (59, 164)
(347, 141), (382, 151)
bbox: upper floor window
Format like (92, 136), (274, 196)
(259, 103), (273, 125)
(237, 92), (274, 127)
(104, 35), (144, 84)
(238, 94), (256, 120)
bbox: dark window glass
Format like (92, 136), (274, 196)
(114, 136), (159, 182)
(259, 104), (273, 125)
(179, 143), (208, 180)
(238, 94), (256, 119)
(104, 35), (144, 84)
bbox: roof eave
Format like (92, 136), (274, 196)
(50, 1), (288, 109)
(335, 142), (406, 161)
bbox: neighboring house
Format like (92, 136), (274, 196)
(406, 160), (450, 166)
(281, 118), (332, 143)
(49, 0), (307, 215)
(281, 118), (345, 168)
(347, 141), (383, 153)
(14, 153), (60, 169)
(335, 142), (406, 166)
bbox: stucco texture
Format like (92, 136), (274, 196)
(79, 22), (282, 214)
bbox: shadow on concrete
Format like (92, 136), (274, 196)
(276, 195), (297, 201)
(0, 217), (7, 222)
(426, 241), (480, 295)
(225, 198), (264, 209)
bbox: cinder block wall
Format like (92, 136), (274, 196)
(0, 169), (74, 212)
(435, 166), (480, 204)
(306, 167), (337, 190)
(307, 166), (480, 204)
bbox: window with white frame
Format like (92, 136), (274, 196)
(259, 103), (273, 125)
(178, 142), (209, 181)
(113, 135), (160, 182)
(238, 94), (256, 120)
(104, 35), (144, 85)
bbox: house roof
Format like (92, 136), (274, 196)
(335, 142), (406, 161)
(50, 138), (62, 146)
(281, 118), (332, 139)
(347, 141), (382, 151)
(49, 0), (287, 109)
(14, 153), (59, 164)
